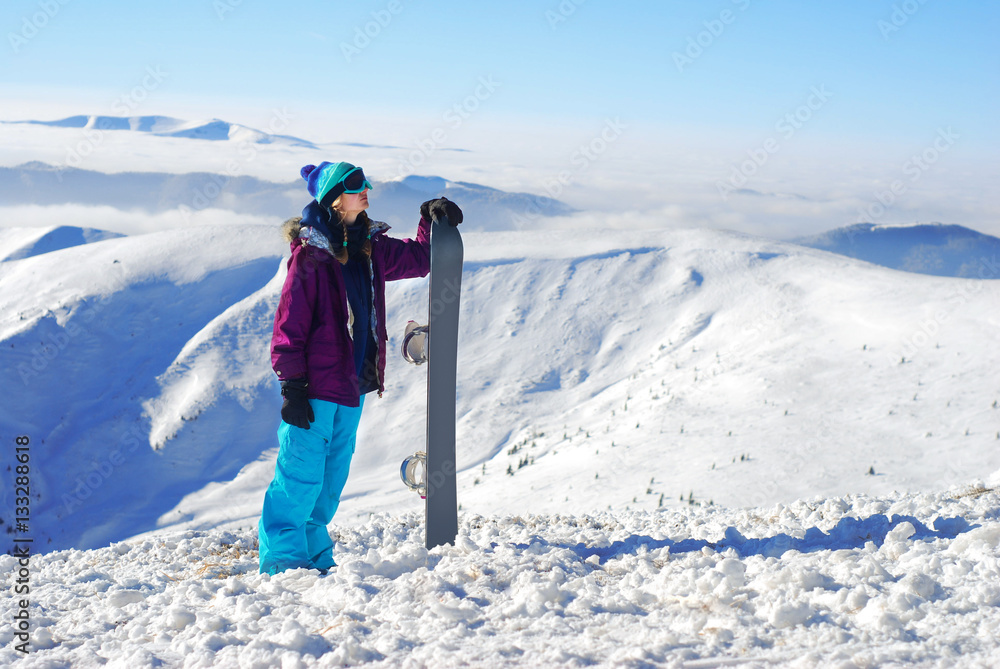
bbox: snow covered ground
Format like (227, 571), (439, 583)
(2, 482), (999, 667)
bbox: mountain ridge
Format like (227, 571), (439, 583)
(2, 224), (998, 554)
(794, 222), (1000, 279)
(2, 114), (319, 149)
(0, 162), (575, 231)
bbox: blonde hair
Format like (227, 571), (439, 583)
(328, 197), (371, 265)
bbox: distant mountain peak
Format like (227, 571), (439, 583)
(0, 225), (124, 262)
(397, 175), (452, 193)
(2, 114), (318, 149)
(794, 222), (1000, 279)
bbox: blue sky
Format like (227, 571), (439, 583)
(3, 0), (997, 146)
(2, 1), (998, 238)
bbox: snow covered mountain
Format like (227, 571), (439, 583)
(2, 224), (998, 557)
(794, 223), (1000, 279)
(0, 163), (572, 231)
(0, 225), (123, 262)
(2, 115), (319, 149)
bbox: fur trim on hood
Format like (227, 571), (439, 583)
(281, 216), (304, 244)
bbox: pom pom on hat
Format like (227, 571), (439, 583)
(300, 164), (317, 180)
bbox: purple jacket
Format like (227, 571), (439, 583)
(271, 215), (431, 406)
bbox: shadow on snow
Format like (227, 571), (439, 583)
(522, 514), (976, 564)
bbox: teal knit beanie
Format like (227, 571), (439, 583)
(300, 161), (372, 208)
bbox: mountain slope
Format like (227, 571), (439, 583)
(0, 225), (124, 261)
(0, 226), (286, 551)
(1, 226), (999, 553)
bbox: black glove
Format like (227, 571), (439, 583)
(420, 197), (463, 226)
(280, 378), (314, 429)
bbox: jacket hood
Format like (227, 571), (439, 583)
(281, 216), (303, 244)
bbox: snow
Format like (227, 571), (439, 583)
(1, 120), (1000, 666)
(2, 223), (999, 555)
(3, 488), (999, 667)
(1, 225), (998, 667)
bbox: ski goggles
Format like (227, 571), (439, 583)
(339, 166), (373, 193)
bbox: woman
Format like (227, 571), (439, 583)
(259, 161), (462, 575)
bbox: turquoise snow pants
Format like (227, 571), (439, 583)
(258, 397), (364, 575)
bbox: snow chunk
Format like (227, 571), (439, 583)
(879, 521), (916, 560)
(856, 599), (904, 635)
(163, 605), (197, 630)
(32, 627), (57, 650)
(106, 589), (145, 608)
(899, 572), (937, 600)
(948, 523), (1000, 555)
(769, 601), (812, 628)
(716, 557), (746, 588)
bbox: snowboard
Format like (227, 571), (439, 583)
(401, 213), (463, 549)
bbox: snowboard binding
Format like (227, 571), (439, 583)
(400, 450), (427, 499)
(401, 321), (428, 365)
(400, 321), (429, 500)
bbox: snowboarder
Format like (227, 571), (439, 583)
(258, 161), (463, 575)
